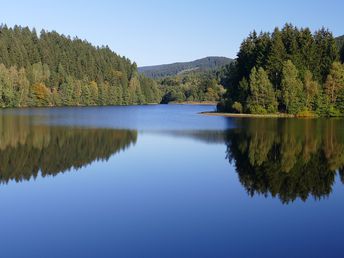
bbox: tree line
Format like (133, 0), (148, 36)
(0, 24), (161, 107)
(218, 24), (344, 116)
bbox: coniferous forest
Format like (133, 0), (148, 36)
(0, 25), (161, 107)
(218, 24), (344, 116)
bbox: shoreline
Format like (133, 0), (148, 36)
(169, 101), (217, 106)
(200, 111), (296, 118)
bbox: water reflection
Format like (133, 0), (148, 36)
(2, 110), (344, 204)
(225, 118), (344, 203)
(0, 115), (137, 184)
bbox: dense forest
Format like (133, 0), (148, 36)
(138, 56), (232, 79)
(218, 24), (344, 116)
(0, 114), (137, 183)
(225, 118), (344, 203)
(159, 71), (225, 103)
(0, 24), (161, 107)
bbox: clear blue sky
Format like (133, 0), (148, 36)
(1, 0), (343, 66)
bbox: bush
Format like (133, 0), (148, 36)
(248, 104), (267, 114)
(232, 102), (243, 113)
(327, 105), (342, 117)
(296, 110), (318, 118)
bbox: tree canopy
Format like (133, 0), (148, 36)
(0, 24), (161, 107)
(218, 24), (343, 116)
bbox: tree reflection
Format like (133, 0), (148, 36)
(0, 115), (137, 184)
(225, 118), (344, 203)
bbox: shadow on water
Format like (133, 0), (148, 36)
(0, 114), (137, 184)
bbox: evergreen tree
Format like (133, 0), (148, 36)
(267, 28), (287, 89)
(340, 44), (344, 64)
(314, 28), (339, 82)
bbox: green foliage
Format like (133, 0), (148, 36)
(325, 62), (344, 104)
(247, 67), (277, 114)
(281, 60), (305, 114)
(340, 44), (344, 64)
(0, 24), (161, 107)
(139, 57), (233, 79)
(220, 24), (342, 116)
(231, 102), (243, 113)
(303, 70), (319, 110)
(159, 72), (224, 103)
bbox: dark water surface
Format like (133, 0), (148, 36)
(0, 105), (343, 258)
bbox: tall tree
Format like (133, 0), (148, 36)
(325, 62), (344, 104)
(247, 67), (277, 114)
(267, 28), (287, 89)
(281, 60), (305, 114)
(303, 70), (319, 110)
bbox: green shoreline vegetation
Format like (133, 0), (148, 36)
(0, 25), (161, 108)
(0, 24), (343, 113)
(217, 24), (344, 117)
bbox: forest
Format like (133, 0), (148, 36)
(159, 71), (225, 103)
(138, 56), (232, 79)
(0, 24), (161, 107)
(1, 24), (344, 110)
(218, 24), (344, 116)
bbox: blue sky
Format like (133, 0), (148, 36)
(1, 0), (343, 66)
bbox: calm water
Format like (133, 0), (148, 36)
(0, 105), (343, 258)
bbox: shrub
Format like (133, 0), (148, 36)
(232, 102), (243, 113)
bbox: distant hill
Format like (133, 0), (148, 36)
(138, 56), (233, 79)
(335, 35), (344, 49)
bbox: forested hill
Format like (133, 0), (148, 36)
(0, 25), (161, 107)
(336, 35), (344, 49)
(138, 57), (233, 79)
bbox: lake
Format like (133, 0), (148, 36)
(0, 105), (343, 258)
